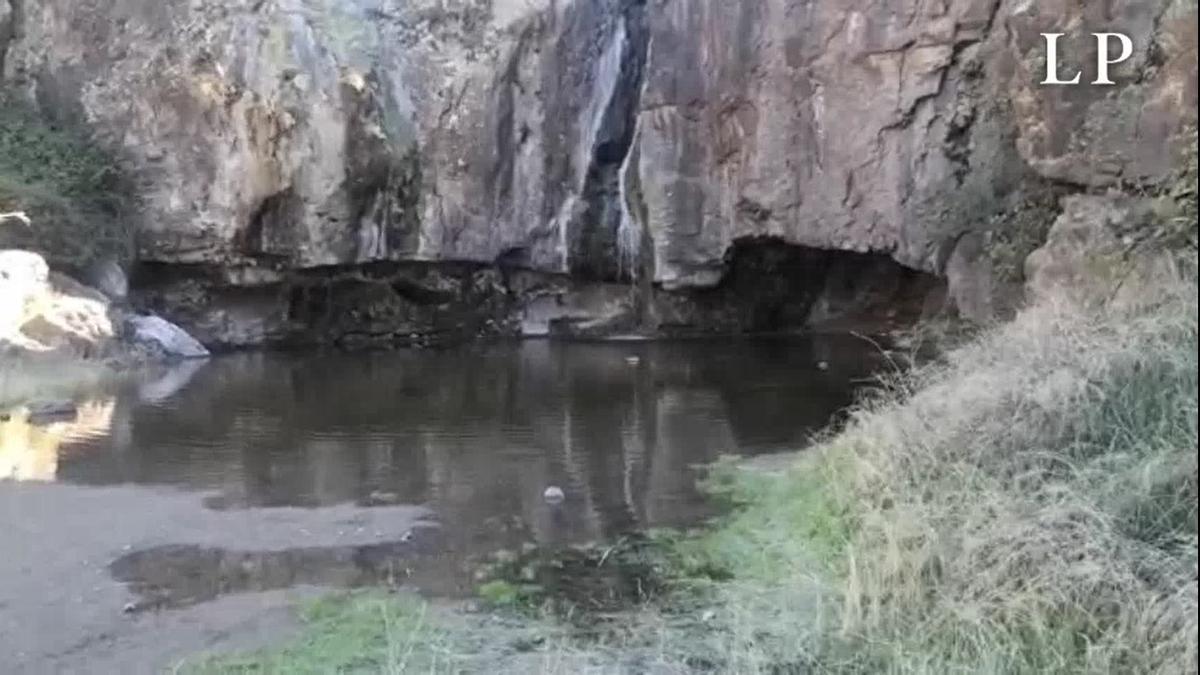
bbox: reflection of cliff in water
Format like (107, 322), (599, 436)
(1, 400), (117, 482)
(51, 338), (884, 548)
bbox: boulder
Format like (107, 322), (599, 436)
(2, 248), (209, 363)
(1025, 194), (1183, 310)
(0, 249), (48, 287)
(0, 249), (51, 338)
(125, 315), (211, 360)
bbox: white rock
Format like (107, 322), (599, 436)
(542, 486), (566, 504)
(0, 249), (49, 286)
(0, 250), (51, 339)
(127, 315), (210, 359)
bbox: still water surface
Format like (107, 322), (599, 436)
(3, 337), (887, 608)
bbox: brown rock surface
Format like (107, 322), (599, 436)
(2, 0), (1195, 332)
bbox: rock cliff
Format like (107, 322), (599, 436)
(2, 0), (1195, 345)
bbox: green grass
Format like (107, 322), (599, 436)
(677, 455), (852, 581)
(186, 590), (685, 674)
(0, 93), (132, 272)
(187, 593), (466, 675)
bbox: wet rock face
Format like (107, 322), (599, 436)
(2, 0), (1195, 338)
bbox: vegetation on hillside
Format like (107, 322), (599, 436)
(983, 188), (1061, 283)
(676, 261), (1197, 673)
(0, 93), (133, 271)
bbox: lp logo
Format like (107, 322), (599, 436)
(1041, 33), (1134, 85)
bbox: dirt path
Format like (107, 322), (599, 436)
(0, 481), (433, 673)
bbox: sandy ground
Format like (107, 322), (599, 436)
(0, 481), (433, 674)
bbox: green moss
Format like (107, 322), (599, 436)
(0, 93), (133, 271)
(477, 580), (531, 609)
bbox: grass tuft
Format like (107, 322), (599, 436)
(187, 593), (464, 675)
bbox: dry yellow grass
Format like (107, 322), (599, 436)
(681, 257), (1198, 673)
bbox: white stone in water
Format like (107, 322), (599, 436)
(543, 486), (566, 503)
(127, 315), (210, 359)
(817, 361), (830, 371)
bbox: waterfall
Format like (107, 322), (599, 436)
(616, 118), (642, 281)
(580, 18), (628, 180)
(553, 17), (628, 275)
(555, 4), (651, 287)
(583, 14), (648, 283)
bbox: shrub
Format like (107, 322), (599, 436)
(0, 93), (133, 272)
(984, 189), (1061, 283)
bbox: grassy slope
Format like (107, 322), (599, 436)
(681, 266), (1198, 674)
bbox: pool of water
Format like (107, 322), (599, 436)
(64, 338), (879, 531)
(2, 336), (888, 620)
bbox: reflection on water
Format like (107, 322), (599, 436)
(1, 400), (116, 481)
(110, 528), (446, 611)
(6, 337), (885, 548)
